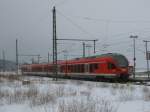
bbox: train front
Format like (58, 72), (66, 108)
(112, 54), (131, 79)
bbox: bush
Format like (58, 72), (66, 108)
(55, 85), (66, 97)
(142, 87), (150, 101)
(30, 93), (56, 106)
(118, 88), (133, 101)
(57, 97), (116, 112)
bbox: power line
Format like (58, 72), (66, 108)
(106, 28), (150, 41)
(135, 48), (145, 54)
(57, 13), (150, 41)
(57, 38), (98, 41)
(56, 9), (98, 38)
(54, 25), (150, 43)
(66, 15), (150, 23)
(57, 38), (98, 54)
(55, 0), (70, 6)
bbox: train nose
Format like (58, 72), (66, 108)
(121, 68), (127, 72)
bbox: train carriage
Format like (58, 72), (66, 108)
(21, 53), (132, 80)
(58, 53), (130, 79)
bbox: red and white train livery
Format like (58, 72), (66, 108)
(21, 53), (132, 80)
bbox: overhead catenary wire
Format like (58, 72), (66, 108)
(59, 13), (150, 39)
(56, 9), (98, 39)
(55, 0), (70, 6)
(66, 15), (150, 23)
(52, 7), (150, 43)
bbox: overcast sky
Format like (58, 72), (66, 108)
(0, 0), (150, 69)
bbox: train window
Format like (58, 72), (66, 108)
(75, 65), (79, 73)
(80, 64), (82, 73)
(89, 63), (99, 73)
(74, 65), (77, 73)
(90, 64), (93, 73)
(60, 66), (63, 72)
(94, 63), (98, 69)
(79, 65), (81, 73)
(73, 65), (75, 72)
(71, 65), (73, 72)
(108, 63), (116, 69)
(79, 65), (81, 72)
(68, 65), (69, 70)
(76, 65), (78, 73)
(67, 64), (85, 73)
(77, 65), (79, 73)
(80, 64), (84, 73)
(79, 64), (82, 73)
(77, 65), (80, 73)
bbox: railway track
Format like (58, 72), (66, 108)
(22, 73), (150, 86)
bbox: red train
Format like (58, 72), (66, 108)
(21, 53), (132, 80)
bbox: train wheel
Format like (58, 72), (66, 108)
(119, 74), (129, 82)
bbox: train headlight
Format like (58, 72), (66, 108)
(121, 68), (127, 72)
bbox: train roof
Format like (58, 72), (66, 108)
(64, 53), (129, 67)
(21, 53), (128, 67)
(83, 53), (125, 59)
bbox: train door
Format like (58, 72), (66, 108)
(57, 65), (60, 73)
(107, 62), (116, 73)
(85, 64), (89, 73)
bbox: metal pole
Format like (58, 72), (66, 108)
(57, 39), (98, 56)
(52, 6), (58, 81)
(2, 50), (5, 72)
(48, 52), (50, 63)
(94, 40), (96, 54)
(146, 42), (150, 78)
(37, 55), (40, 64)
(133, 38), (136, 78)
(143, 40), (150, 78)
(31, 58), (34, 64)
(130, 35), (138, 78)
(16, 39), (19, 75)
(83, 42), (85, 58)
(63, 50), (68, 75)
(47, 52), (50, 75)
(86, 44), (92, 57)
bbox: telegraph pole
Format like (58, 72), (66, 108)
(48, 52), (50, 63)
(83, 42), (85, 58)
(47, 52), (50, 75)
(63, 50), (68, 75)
(130, 35), (138, 78)
(16, 39), (19, 75)
(94, 40), (96, 54)
(143, 40), (150, 78)
(31, 58), (34, 64)
(2, 50), (5, 72)
(52, 6), (58, 81)
(37, 55), (40, 64)
(86, 44), (92, 56)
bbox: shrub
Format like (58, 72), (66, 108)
(57, 97), (116, 112)
(55, 85), (65, 97)
(142, 87), (150, 101)
(118, 88), (133, 101)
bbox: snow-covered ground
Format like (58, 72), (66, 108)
(0, 75), (150, 112)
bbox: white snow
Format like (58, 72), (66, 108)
(0, 75), (150, 112)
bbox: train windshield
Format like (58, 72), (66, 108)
(86, 53), (129, 67)
(112, 55), (129, 67)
